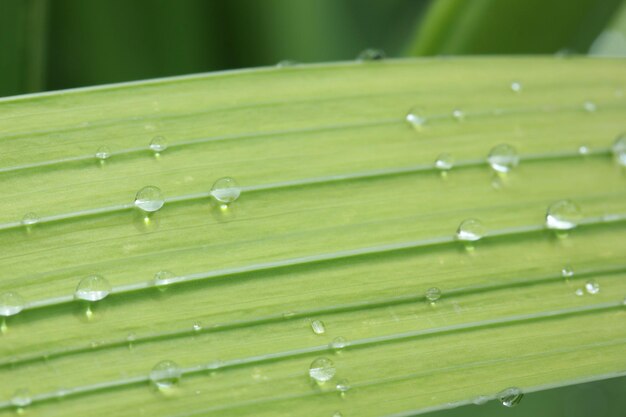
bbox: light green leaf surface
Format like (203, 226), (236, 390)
(0, 58), (625, 417)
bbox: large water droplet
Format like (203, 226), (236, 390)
(456, 219), (486, 242)
(310, 319), (326, 335)
(95, 146), (111, 160)
(153, 270), (177, 289)
(21, 212), (40, 226)
(435, 153), (454, 171)
(149, 136), (168, 153)
(357, 48), (386, 61)
(583, 101), (597, 112)
(74, 275), (111, 301)
(510, 81), (523, 93)
(487, 144), (519, 173)
(150, 360), (182, 390)
(211, 177), (241, 205)
(498, 387), (523, 407)
(309, 357), (336, 383)
(611, 133), (626, 166)
(585, 280), (600, 295)
(134, 186), (165, 212)
(406, 107), (426, 130)
(10, 388), (32, 409)
(545, 200), (582, 230)
(425, 287), (442, 303)
(0, 292), (26, 317)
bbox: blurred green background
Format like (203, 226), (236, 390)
(1, 0), (626, 97)
(0, 0), (625, 415)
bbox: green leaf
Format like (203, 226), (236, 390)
(0, 57), (625, 417)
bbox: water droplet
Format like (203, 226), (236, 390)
(10, 388), (32, 409)
(210, 177), (241, 205)
(74, 275), (111, 301)
(611, 133), (626, 166)
(149, 136), (168, 153)
(497, 387), (523, 407)
(487, 144), (519, 173)
(134, 186), (165, 212)
(357, 48), (386, 61)
(95, 146), (111, 160)
(510, 81), (522, 93)
(127, 332), (137, 349)
(583, 101), (597, 112)
(473, 395), (489, 405)
(435, 153), (454, 171)
(575, 288), (584, 296)
(545, 200), (582, 231)
(310, 319), (326, 335)
(192, 322), (202, 332)
(276, 59), (298, 67)
(406, 107), (426, 130)
(561, 265), (574, 279)
(578, 145), (590, 156)
(0, 292), (26, 316)
(153, 270), (177, 289)
(309, 357), (336, 383)
(456, 218), (486, 242)
(150, 360), (182, 391)
(425, 287), (442, 303)
(452, 109), (465, 121)
(336, 378), (351, 395)
(332, 412), (344, 417)
(21, 212), (40, 226)
(584, 280), (600, 295)
(330, 336), (348, 352)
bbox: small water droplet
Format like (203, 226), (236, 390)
(134, 186), (165, 212)
(435, 153), (454, 171)
(0, 292), (26, 316)
(153, 270), (177, 289)
(95, 146), (111, 160)
(149, 136), (168, 153)
(357, 48), (386, 61)
(578, 145), (590, 155)
(510, 81), (523, 93)
(456, 219), (486, 242)
(425, 287), (442, 303)
(211, 177), (241, 205)
(545, 200), (582, 231)
(497, 387), (523, 407)
(10, 388), (32, 409)
(452, 109), (465, 121)
(330, 336), (348, 352)
(74, 275), (111, 301)
(310, 319), (326, 335)
(332, 412), (344, 417)
(487, 144), (519, 173)
(336, 378), (351, 395)
(584, 280), (600, 295)
(150, 360), (182, 391)
(583, 101), (597, 112)
(561, 265), (574, 279)
(276, 59), (298, 67)
(611, 133), (626, 166)
(575, 288), (584, 296)
(126, 332), (137, 349)
(406, 107), (426, 130)
(473, 395), (489, 405)
(309, 357), (336, 383)
(192, 322), (202, 332)
(21, 212), (40, 226)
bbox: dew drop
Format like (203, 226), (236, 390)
(578, 145), (590, 156)
(95, 146), (111, 160)
(276, 59), (298, 67)
(149, 136), (168, 153)
(405, 107), (426, 130)
(330, 336), (348, 352)
(10, 388), (32, 409)
(611, 133), (626, 166)
(487, 144), (519, 173)
(584, 280), (600, 295)
(357, 48), (386, 61)
(21, 212), (40, 226)
(332, 412), (344, 417)
(561, 265), (574, 279)
(425, 287), (442, 303)
(134, 186), (165, 213)
(0, 292), (26, 317)
(575, 288), (584, 296)
(210, 177), (241, 205)
(127, 332), (137, 349)
(510, 81), (523, 93)
(192, 322), (202, 332)
(452, 109), (465, 121)
(473, 395), (489, 405)
(435, 153), (454, 171)
(309, 357), (336, 383)
(583, 101), (597, 113)
(150, 360), (182, 390)
(74, 275), (111, 301)
(545, 200), (582, 231)
(310, 319), (326, 335)
(497, 387), (523, 407)
(336, 378), (351, 395)
(456, 218), (486, 242)
(153, 270), (177, 289)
